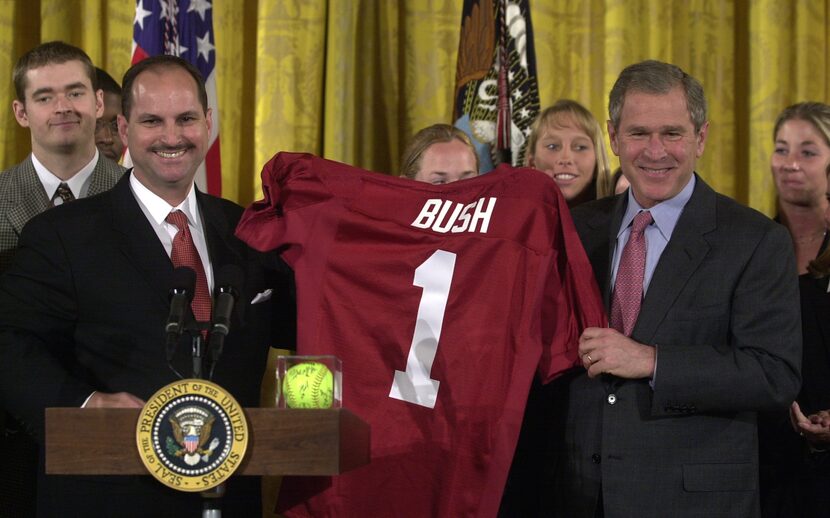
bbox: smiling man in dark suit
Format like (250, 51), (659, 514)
(551, 60), (802, 517)
(0, 55), (291, 517)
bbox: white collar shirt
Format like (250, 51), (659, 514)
(128, 171), (214, 292)
(32, 149), (98, 201)
(611, 174), (696, 295)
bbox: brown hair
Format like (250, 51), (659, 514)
(809, 244), (830, 279)
(609, 60), (707, 133)
(525, 99), (613, 199)
(13, 41), (96, 102)
(121, 55), (208, 119)
(773, 102), (830, 149)
(400, 124), (479, 179)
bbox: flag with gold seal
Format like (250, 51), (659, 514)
(453, 0), (541, 172)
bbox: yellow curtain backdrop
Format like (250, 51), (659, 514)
(1, 0), (828, 216)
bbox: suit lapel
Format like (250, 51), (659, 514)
(7, 157), (50, 235)
(809, 237), (830, 363)
(87, 155), (123, 196)
(197, 191), (242, 284)
(810, 277), (830, 365)
(7, 155), (122, 235)
(603, 195), (628, 309)
(107, 172), (175, 305)
(197, 191), (250, 324)
(582, 195), (628, 310)
(633, 177), (716, 343)
(106, 180), (243, 306)
(582, 195), (629, 392)
(106, 180), (244, 314)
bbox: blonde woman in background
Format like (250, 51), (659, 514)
(770, 102), (830, 273)
(525, 99), (613, 206)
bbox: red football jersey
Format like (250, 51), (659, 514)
(237, 152), (605, 517)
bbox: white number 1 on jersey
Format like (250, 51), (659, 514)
(389, 250), (456, 409)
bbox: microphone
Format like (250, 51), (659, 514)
(165, 266), (196, 362)
(207, 265), (244, 373)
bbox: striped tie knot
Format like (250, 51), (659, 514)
(166, 210), (212, 325)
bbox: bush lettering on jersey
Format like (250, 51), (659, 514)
(410, 197), (497, 234)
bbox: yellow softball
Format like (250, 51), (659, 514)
(283, 361), (334, 409)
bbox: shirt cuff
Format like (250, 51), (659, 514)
(649, 346), (658, 390)
(80, 391), (97, 408)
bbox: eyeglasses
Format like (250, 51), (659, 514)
(95, 118), (119, 135)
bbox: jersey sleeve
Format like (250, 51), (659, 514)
(538, 186), (607, 382)
(235, 152), (333, 263)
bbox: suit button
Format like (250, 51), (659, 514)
(607, 394), (617, 405)
(592, 454), (601, 464)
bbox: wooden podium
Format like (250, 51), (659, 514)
(45, 407), (370, 476)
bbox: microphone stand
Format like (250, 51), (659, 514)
(178, 320), (225, 518)
(171, 265), (242, 518)
(199, 272), (240, 517)
(191, 327), (208, 380)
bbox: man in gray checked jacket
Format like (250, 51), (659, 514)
(0, 41), (123, 271)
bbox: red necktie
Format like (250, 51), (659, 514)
(166, 210), (212, 324)
(610, 210), (653, 336)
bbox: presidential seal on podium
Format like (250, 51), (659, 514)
(136, 379), (249, 492)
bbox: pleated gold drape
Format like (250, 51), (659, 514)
(1, 0), (828, 216)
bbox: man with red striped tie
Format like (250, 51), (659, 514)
(0, 55), (293, 516)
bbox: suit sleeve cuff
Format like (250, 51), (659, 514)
(649, 345), (658, 390)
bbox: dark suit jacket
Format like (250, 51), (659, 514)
(551, 176), (802, 518)
(796, 274), (830, 416)
(0, 153), (124, 272)
(0, 153), (123, 517)
(760, 271), (830, 518)
(0, 172), (293, 517)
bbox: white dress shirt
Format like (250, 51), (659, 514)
(128, 172), (214, 293)
(32, 149), (99, 200)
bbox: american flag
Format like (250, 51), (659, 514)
(453, 0), (540, 172)
(131, 0), (222, 195)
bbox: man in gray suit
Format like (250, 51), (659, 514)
(0, 40), (123, 517)
(0, 41), (124, 271)
(550, 60), (802, 517)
